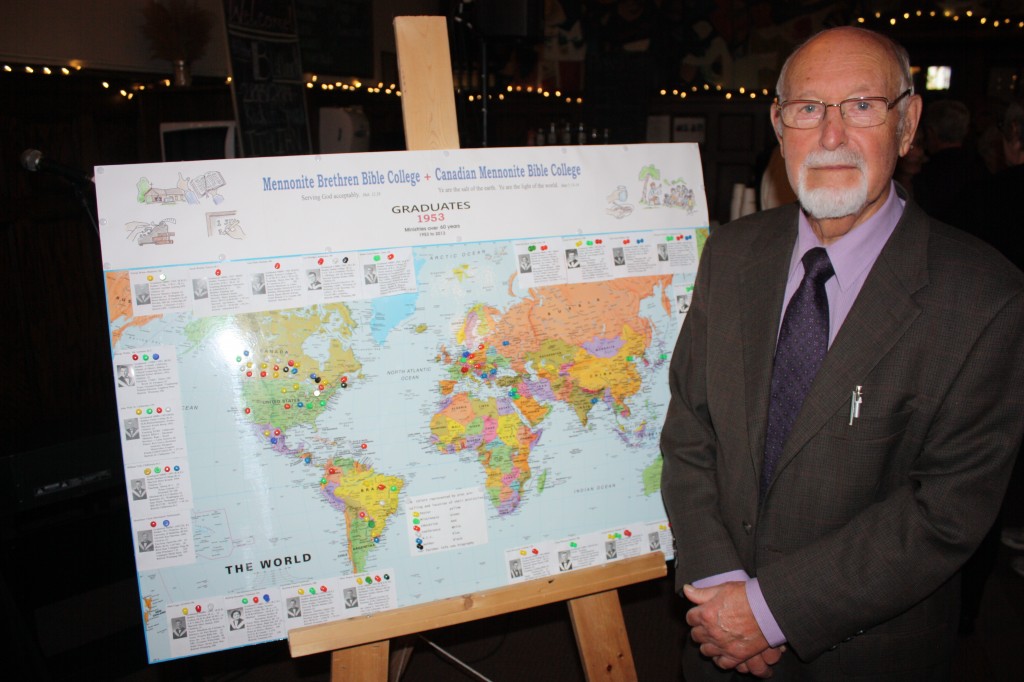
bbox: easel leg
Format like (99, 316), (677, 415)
(331, 640), (389, 682)
(568, 590), (638, 682)
(388, 635), (416, 682)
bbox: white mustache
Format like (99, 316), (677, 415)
(802, 149), (865, 171)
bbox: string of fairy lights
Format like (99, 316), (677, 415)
(3, 7), (1022, 105)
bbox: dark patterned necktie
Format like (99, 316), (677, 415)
(761, 247), (835, 499)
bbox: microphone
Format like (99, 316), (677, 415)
(20, 148), (94, 185)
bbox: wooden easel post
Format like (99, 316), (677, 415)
(289, 16), (667, 681)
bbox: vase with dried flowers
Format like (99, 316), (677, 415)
(141, 0), (213, 86)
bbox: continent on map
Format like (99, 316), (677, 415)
(431, 275), (674, 515)
(185, 305), (362, 448)
(321, 457), (403, 572)
(430, 392), (540, 514)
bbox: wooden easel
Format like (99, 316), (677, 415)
(287, 17), (668, 681)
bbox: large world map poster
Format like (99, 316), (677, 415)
(95, 144), (709, 662)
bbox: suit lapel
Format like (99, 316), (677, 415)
(772, 200), (931, 481)
(740, 207), (798, 479)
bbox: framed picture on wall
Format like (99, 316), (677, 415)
(673, 116), (706, 144)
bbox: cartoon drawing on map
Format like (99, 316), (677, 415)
(125, 218), (175, 245)
(137, 170), (226, 206)
(638, 164), (697, 212)
(605, 184), (634, 219)
(206, 211), (246, 239)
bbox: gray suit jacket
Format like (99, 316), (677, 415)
(660, 196), (1024, 678)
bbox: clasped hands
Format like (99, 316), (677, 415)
(684, 582), (785, 678)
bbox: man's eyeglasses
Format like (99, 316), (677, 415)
(776, 89), (912, 129)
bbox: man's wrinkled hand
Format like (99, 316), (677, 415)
(684, 582), (781, 677)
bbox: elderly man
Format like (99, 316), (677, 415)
(661, 26), (1024, 681)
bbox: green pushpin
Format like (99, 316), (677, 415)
(142, 354), (149, 361)
(390, 486), (397, 491)
(367, 520), (375, 528)
(528, 245), (536, 252)
(665, 236), (674, 241)
(146, 408), (153, 414)
(570, 542), (578, 548)
(373, 255), (381, 261)
(320, 477), (327, 484)
(242, 598), (249, 604)
(626, 355), (634, 362)
(660, 353), (668, 360)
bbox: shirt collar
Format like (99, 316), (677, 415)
(794, 181), (905, 290)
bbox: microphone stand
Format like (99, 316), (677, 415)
(73, 180), (100, 236)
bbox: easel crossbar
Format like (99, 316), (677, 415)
(289, 552), (666, 658)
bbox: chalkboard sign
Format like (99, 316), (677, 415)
(223, 0), (311, 157)
(224, 0), (297, 34)
(296, 0), (373, 78)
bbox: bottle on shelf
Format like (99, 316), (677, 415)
(560, 121), (572, 145)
